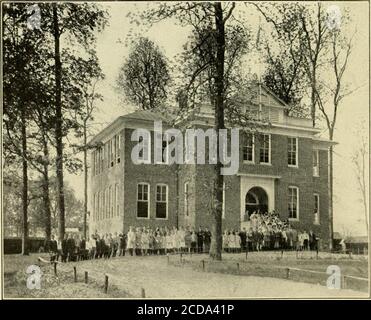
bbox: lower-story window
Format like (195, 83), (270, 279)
(288, 186), (299, 219)
(156, 184), (168, 219)
(314, 193), (320, 224)
(137, 183), (149, 218)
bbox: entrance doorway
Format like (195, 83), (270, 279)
(245, 186), (269, 217)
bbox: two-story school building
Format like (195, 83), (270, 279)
(88, 84), (335, 247)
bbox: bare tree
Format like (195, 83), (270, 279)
(351, 129), (368, 235)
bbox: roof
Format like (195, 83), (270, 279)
(88, 110), (172, 145)
(121, 110), (172, 122)
(345, 236), (368, 244)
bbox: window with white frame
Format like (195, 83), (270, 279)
(184, 182), (189, 216)
(116, 134), (121, 164)
(259, 134), (270, 164)
(137, 183), (149, 218)
(314, 193), (320, 224)
(138, 132), (151, 163)
(288, 186), (299, 219)
(288, 137), (298, 166)
(110, 185), (114, 217)
(115, 184), (120, 216)
(313, 150), (319, 176)
(106, 188), (109, 219)
(243, 132), (254, 163)
(156, 184), (168, 219)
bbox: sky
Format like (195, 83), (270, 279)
(66, 1), (369, 237)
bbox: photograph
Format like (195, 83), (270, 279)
(1, 1), (370, 301)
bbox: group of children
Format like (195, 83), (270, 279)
(45, 213), (318, 263)
(229, 210), (318, 252)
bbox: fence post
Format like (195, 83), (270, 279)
(104, 275), (109, 294)
(141, 288), (146, 298)
(348, 251), (352, 259)
(236, 263), (240, 274)
(84, 271), (88, 284)
(73, 266), (77, 282)
(246, 247), (248, 259)
(296, 250), (298, 259)
(180, 253), (183, 262)
(167, 254), (170, 265)
(281, 250), (284, 259)
(202, 260), (205, 271)
(286, 268), (290, 279)
(316, 248), (319, 260)
(53, 262), (57, 276)
(342, 275), (346, 289)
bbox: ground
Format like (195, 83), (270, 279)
(3, 251), (369, 299)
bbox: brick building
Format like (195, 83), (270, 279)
(88, 85), (335, 247)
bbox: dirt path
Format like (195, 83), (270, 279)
(58, 255), (368, 298)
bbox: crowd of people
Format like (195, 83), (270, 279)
(231, 210), (318, 252)
(43, 211), (318, 263)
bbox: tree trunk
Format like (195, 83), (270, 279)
(21, 108), (29, 255)
(53, 3), (66, 241)
(42, 149), (52, 240)
(310, 70), (316, 128)
(209, 3), (225, 261)
(83, 121), (88, 239)
(328, 136), (334, 250)
(361, 149), (368, 234)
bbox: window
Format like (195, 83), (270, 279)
(243, 133), (254, 163)
(184, 182), (189, 216)
(110, 185), (114, 217)
(313, 150), (319, 176)
(137, 183), (149, 218)
(259, 134), (271, 164)
(98, 191), (102, 220)
(314, 194), (320, 224)
(104, 188), (111, 219)
(288, 187), (299, 219)
(116, 134), (121, 164)
(288, 137), (298, 167)
(115, 184), (120, 216)
(100, 147), (104, 173)
(156, 133), (169, 164)
(137, 132), (151, 163)
(156, 184), (168, 219)
(110, 139), (114, 167)
(222, 182), (226, 219)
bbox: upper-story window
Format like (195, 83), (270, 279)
(288, 137), (298, 167)
(259, 134), (271, 164)
(156, 134), (169, 164)
(313, 150), (320, 176)
(243, 132), (254, 163)
(288, 186), (299, 220)
(156, 184), (168, 219)
(116, 134), (121, 164)
(137, 183), (149, 218)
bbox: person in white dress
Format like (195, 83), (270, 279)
(126, 226), (136, 256)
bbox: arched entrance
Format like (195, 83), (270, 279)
(245, 186), (269, 216)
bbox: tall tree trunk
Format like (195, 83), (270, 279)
(209, 2), (225, 261)
(310, 69), (316, 128)
(21, 108), (29, 255)
(328, 131), (334, 250)
(42, 136), (52, 240)
(83, 121), (88, 239)
(53, 3), (66, 241)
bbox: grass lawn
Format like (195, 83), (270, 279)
(3, 253), (132, 299)
(3, 251), (368, 298)
(169, 250), (369, 293)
